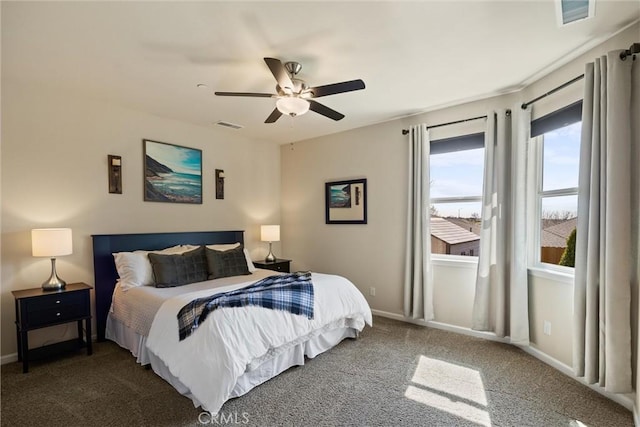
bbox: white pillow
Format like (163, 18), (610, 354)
(114, 245), (193, 290)
(206, 242), (256, 273)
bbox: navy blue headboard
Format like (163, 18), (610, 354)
(92, 230), (245, 341)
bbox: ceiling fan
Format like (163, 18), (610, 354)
(215, 57), (365, 123)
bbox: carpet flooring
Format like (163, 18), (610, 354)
(1, 316), (633, 426)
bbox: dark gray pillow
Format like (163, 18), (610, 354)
(148, 246), (208, 288)
(205, 245), (251, 279)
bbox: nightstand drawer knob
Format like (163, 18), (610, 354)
(56, 300), (61, 304)
(56, 312), (61, 316)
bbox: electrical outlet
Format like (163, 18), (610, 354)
(543, 320), (551, 336)
(369, 287), (376, 297)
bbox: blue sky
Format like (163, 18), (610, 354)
(146, 141), (202, 176)
(429, 121), (581, 218)
(542, 122), (581, 191)
(540, 121), (580, 216)
(430, 147), (484, 217)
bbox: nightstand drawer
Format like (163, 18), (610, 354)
(271, 263), (287, 272)
(27, 304), (87, 327)
(25, 291), (86, 312)
(252, 259), (291, 273)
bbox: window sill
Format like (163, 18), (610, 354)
(528, 266), (574, 284)
(432, 255), (479, 268)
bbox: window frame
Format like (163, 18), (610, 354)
(429, 132), (485, 259)
(527, 114), (581, 273)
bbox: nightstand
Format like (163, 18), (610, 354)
(12, 282), (92, 373)
(253, 259), (291, 273)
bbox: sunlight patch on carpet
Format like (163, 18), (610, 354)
(404, 355), (491, 426)
(570, 420), (588, 427)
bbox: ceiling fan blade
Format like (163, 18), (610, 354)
(308, 100), (345, 121)
(264, 58), (295, 91)
(265, 108), (283, 123)
(309, 79), (365, 98)
(214, 92), (276, 98)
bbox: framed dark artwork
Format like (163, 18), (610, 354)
(325, 178), (367, 224)
(143, 139), (202, 204)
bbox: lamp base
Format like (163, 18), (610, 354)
(265, 242), (276, 263)
(42, 258), (66, 291)
(42, 279), (66, 291)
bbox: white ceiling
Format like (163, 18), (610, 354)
(3, 1), (639, 144)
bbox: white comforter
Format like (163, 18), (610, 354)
(145, 272), (372, 414)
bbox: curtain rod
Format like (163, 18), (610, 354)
(521, 42), (638, 110)
(620, 42), (640, 60)
(521, 74), (584, 110)
(401, 115), (487, 135)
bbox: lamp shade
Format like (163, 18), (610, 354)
(32, 228), (73, 257)
(261, 225), (280, 242)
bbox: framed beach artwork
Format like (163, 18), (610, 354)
(143, 139), (202, 204)
(325, 178), (367, 224)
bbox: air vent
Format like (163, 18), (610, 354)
(215, 121), (244, 130)
(556, 0), (593, 26)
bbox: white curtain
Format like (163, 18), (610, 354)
(472, 109), (529, 344)
(509, 106), (531, 345)
(404, 124), (434, 320)
(573, 50), (639, 393)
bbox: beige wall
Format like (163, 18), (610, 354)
(281, 119), (406, 312)
(432, 260), (477, 328)
(0, 82), (282, 357)
(528, 273), (574, 367)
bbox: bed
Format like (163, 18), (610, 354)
(92, 230), (372, 414)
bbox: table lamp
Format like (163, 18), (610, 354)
(260, 225), (280, 262)
(32, 228), (73, 291)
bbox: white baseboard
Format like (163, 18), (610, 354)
(371, 309), (509, 343)
(521, 345), (634, 412)
(1, 353), (18, 365)
(371, 309), (636, 414)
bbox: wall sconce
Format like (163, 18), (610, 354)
(108, 155), (122, 194)
(215, 169), (225, 199)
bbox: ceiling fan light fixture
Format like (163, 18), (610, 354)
(276, 97), (310, 117)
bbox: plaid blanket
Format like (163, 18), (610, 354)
(177, 272), (314, 341)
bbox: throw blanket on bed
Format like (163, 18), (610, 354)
(177, 271), (314, 341)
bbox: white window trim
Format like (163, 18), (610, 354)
(541, 187), (579, 198)
(431, 253), (479, 267)
(528, 266), (575, 284)
(431, 196), (483, 204)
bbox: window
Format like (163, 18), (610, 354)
(529, 101), (582, 268)
(430, 133), (484, 257)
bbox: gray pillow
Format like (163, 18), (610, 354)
(205, 245), (251, 279)
(148, 246), (208, 288)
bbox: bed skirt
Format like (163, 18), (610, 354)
(106, 313), (357, 408)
